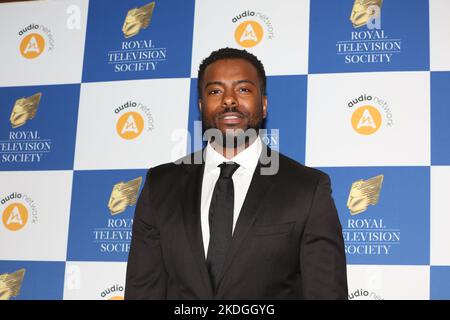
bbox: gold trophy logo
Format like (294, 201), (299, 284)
(0, 269), (25, 300)
(10, 92), (42, 129)
(350, 0), (383, 28)
(122, 2), (155, 38)
(347, 174), (384, 215)
(108, 177), (143, 215)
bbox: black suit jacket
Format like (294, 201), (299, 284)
(125, 148), (348, 299)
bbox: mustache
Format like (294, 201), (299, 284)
(216, 107), (245, 118)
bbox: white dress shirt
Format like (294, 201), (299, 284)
(201, 137), (262, 257)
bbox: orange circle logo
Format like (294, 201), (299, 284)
(116, 112), (144, 140)
(234, 21), (263, 48)
(20, 33), (45, 59)
(351, 106), (382, 135)
(2, 203), (28, 231)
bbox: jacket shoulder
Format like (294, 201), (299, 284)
(143, 150), (203, 182)
(276, 152), (329, 185)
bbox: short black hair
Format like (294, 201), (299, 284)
(197, 47), (267, 99)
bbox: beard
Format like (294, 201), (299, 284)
(201, 106), (263, 149)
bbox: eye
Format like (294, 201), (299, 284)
(208, 89), (222, 95)
(238, 87), (250, 93)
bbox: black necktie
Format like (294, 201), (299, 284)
(206, 162), (240, 290)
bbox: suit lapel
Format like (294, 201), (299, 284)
(216, 158), (274, 287)
(181, 157), (214, 297)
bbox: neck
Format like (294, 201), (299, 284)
(211, 135), (258, 159)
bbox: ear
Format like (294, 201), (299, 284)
(198, 99), (202, 112)
(262, 95), (268, 119)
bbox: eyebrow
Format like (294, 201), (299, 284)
(204, 79), (257, 88)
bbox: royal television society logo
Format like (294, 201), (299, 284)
(108, 177), (142, 215)
(18, 23), (55, 59)
(260, 129), (279, 151)
(0, 269), (25, 300)
(347, 174), (383, 215)
(122, 2), (155, 38)
(1, 192), (38, 232)
(347, 93), (394, 135)
(343, 174), (401, 256)
(92, 177), (142, 254)
(107, 2), (167, 73)
(231, 10), (274, 48)
(100, 284), (124, 300)
(1, 93), (52, 164)
(114, 100), (154, 140)
(336, 0), (402, 64)
(10, 92), (41, 129)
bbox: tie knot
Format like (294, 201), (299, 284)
(218, 162), (240, 179)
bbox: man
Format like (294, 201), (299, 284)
(125, 48), (348, 299)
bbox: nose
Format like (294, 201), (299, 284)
(222, 89), (237, 108)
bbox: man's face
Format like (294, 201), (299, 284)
(199, 58), (267, 144)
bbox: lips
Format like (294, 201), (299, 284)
(217, 112), (244, 125)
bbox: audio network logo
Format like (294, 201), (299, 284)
(92, 177), (142, 254)
(231, 10), (274, 48)
(1, 93), (52, 164)
(348, 288), (384, 300)
(336, 0), (402, 64)
(107, 2), (167, 73)
(343, 174), (401, 256)
(18, 23), (55, 59)
(1, 193), (38, 232)
(100, 284), (124, 300)
(347, 93), (394, 135)
(114, 100), (154, 140)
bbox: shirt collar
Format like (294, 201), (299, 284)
(204, 136), (263, 173)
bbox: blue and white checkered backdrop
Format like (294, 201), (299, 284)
(1, 0), (449, 300)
